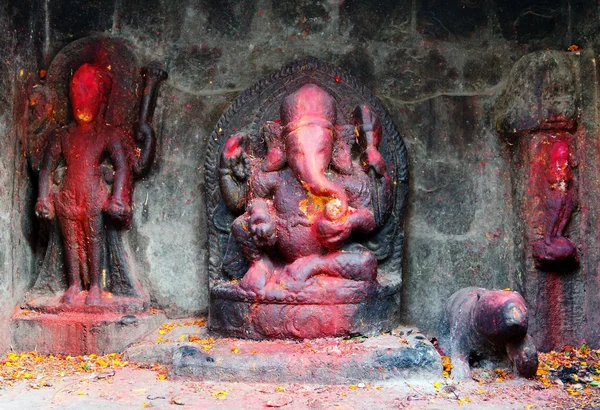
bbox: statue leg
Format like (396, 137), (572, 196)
(555, 194), (573, 237)
(275, 248), (377, 292)
(232, 215), (275, 294)
(57, 217), (83, 304)
(231, 213), (262, 262)
(83, 214), (105, 305)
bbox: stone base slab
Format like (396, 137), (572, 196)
(209, 281), (401, 339)
(125, 319), (442, 383)
(10, 309), (166, 355)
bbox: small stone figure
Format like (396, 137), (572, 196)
(495, 51), (579, 274)
(531, 133), (578, 270)
(219, 84), (392, 299)
(443, 287), (538, 379)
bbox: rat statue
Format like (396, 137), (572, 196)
(442, 287), (539, 379)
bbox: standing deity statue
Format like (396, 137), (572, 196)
(35, 64), (133, 305)
(24, 37), (167, 310)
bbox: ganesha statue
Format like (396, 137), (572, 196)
(206, 59), (408, 339)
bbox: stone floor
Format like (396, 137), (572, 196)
(1, 318), (600, 409)
(0, 367), (595, 409)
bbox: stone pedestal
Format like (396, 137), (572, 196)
(11, 299), (165, 355)
(125, 319), (442, 383)
(210, 280), (401, 339)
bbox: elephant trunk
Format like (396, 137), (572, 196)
(286, 124), (348, 220)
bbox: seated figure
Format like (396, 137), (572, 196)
(219, 84), (392, 299)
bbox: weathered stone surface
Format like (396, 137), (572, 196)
(49, 0), (116, 39)
(129, 86), (210, 317)
(341, 0), (411, 41)
(462, 54), (505, 90)
(495, 0), (568, 45)
(125, 320), (442, 383)
(273, 0), (330, 34)
(417, 163), (476, 235)
(1, 0), (600, 355)
(400, 94), (519, 334)
(11, 310), (166, 355)
(495, 51), (578, 137)
(382, 48), (460, 101)
(200, 0), (257, 37)
(0, 9), (37, 353)
(418, 0), (487, 39)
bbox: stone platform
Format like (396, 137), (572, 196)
(11, 305), (166, 355)
(125, 319), (442, 383)
(210, 278), (402, 340)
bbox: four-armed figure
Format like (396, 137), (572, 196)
(219, 84), (392, 298)
(35, 63), (166, 305)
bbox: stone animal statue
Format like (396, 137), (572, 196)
(443, 287), (538, 379)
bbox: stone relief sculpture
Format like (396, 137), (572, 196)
(495, 51), (579, 272)
(443, 287), (539, 379)
(206, 59), (409, 339)
(494, 50), (581, 351)
(220, 85), (392, 297)
(530, 132), (577, 268)
(24, 36), (167, 310)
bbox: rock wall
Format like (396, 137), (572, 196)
(1, 0), (599, 350)
(0, 8), (37, 352)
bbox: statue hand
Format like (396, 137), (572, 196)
(363, 148), (387, 177)
(221, 134), (250, 182)
(249, 202), (276, 247)
(106, 197), (132, 222)
(316, 216), (351, 249)
(35, 199), (55, 220)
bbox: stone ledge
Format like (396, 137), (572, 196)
(125, 320), (442, 383)
(10, 309), (165, 355)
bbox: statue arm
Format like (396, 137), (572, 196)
(133, 63), (168, 177)
(344, 176), (380, 233)
(35, 131), (62, 219)
(353, 105), (394, 226)
(347, 207), (376, 234)
(251, 170), (278, 199)
(219, 133), (251, 211)
(106, 131), (133, 221)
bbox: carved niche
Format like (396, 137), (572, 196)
(496, 51), (580, 272)
(206, 59), (409, 339)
